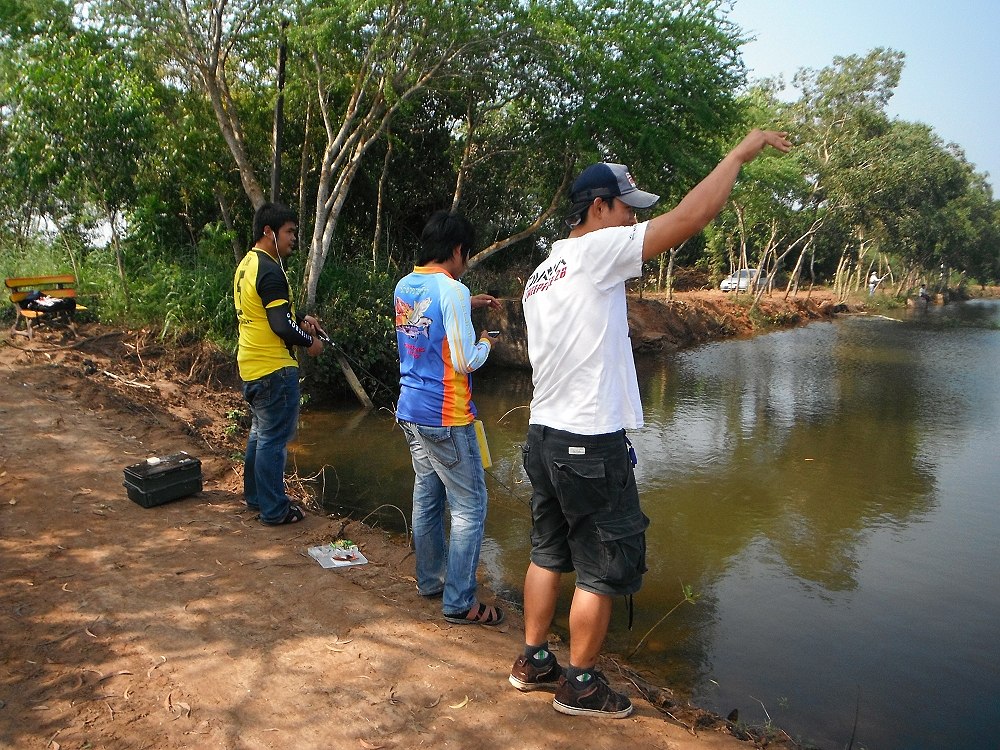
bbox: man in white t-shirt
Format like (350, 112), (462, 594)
(508, 130), (793, 718)
(869, 271), (886, 296)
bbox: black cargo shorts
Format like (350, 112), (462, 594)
(522, 424), (649, 596)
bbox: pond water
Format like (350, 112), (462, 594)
(293, 299), (1000, 749)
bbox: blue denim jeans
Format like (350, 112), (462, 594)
(242, 367), (300, 524)
(399, 420), (488, 615)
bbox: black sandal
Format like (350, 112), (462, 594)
(261, 503), (305, 526)
(444, 602), (505, 626)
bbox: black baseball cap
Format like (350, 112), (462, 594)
(569, 162), (660, 209)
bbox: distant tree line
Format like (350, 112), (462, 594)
(2, 0), (997, 394)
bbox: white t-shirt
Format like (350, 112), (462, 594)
(522, 222), (647, 434)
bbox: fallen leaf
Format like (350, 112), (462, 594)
(99, 670), (133, 682)
(148, 656), (166, 677)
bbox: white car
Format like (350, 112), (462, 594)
(720, 269), (770, 292)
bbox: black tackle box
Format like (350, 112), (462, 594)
(123, 452), (203, 508)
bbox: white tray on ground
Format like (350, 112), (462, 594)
(307, 544), (369, 569)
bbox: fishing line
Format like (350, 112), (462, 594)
(484, 463), (531, 506)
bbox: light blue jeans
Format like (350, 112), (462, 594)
(242, 367), (300, 524)
(399, 420), (488, 615)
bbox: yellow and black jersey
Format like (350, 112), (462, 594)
(233, 249), (313, 382)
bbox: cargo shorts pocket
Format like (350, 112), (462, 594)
(595, 512), (650, 588)
(553, 458), (614, 515)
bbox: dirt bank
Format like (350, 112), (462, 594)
(481, 288), (849, 368)
(0, 290), (833, 750)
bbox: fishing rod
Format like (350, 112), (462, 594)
(317, 329), (530, 506)
(313, 330), (398, 404)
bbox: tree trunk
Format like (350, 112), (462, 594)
(785, 242), (809, 300)
(451, 96), (477, 213)
(466, 155), (575, 270)
(215, 187), (243, 262)
(270, 20), (290, 203)
(198, 59), (265, 208)
(833, 245), (851, 302)
(297, 102), (313, 259)
(373, 138), (394, 270)
(306, 140), (369, 306)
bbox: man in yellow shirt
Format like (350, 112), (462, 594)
(234, 202), (324, 525)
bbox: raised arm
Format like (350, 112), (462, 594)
(642, 130), (792, 261)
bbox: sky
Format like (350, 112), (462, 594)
(727, 0), (1000, 188)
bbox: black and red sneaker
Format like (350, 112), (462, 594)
(508, 654), (564, 692)
(553, 671), (633, 718)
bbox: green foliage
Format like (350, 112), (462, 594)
(224, 407), (250, 437)
(2, 26), (156, 240)
(748, 305), (799, 329)
(4, 234), (248, 377)
(0, 237), (74, 280)
(862, 294), (905, 312)
(72, 227), (238, 343)
(307, 262), (399, 405)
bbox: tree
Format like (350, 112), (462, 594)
(703, 87), (816, 297)
(463, 0), (748, 269)
(949, 174), (1000, 285)
(292, 0), (527, 305)
(2, 25), (155, 284)
(775, 50), (907, 294)
(100, 0), (273, 209)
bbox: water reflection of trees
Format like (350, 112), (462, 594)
(620, 320), (949, 688)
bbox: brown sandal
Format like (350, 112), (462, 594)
(444, 602), (505, 626)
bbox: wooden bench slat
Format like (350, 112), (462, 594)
(10, 288), (77, 301)
(5, 274), (77, 289)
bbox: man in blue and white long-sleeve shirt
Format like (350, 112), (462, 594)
(394, 210), (504, 626)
